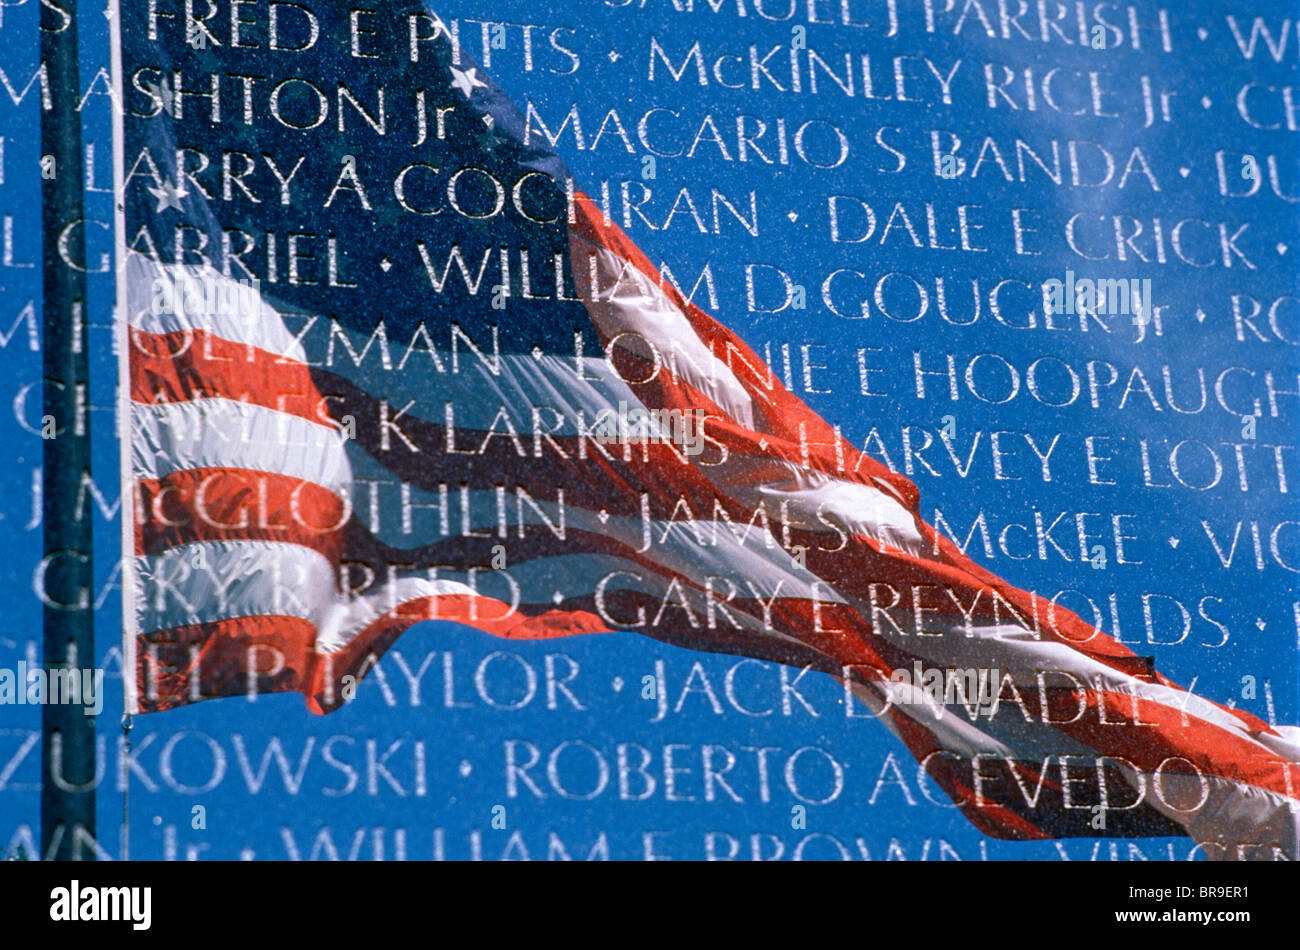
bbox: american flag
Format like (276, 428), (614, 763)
(115, 1), (1299, 859)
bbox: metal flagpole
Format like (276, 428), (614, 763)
(40, 0), (95, 861)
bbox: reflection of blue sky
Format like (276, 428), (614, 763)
(0, 0), (1294, 859)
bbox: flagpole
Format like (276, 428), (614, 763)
(40, 0), (95, 861)
(106, 0), (136, 862)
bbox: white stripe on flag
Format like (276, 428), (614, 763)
(132, 398), (351, 496)
(126, 258), (307, 361)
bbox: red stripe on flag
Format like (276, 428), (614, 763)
(305, 595), (609, 713)
(135, 467), (347, 561)
(131, 328), (335, 428)
(135, 614), (317, 713)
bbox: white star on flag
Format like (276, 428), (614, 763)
(449, 65), (485, 99)
(142, 78), (175, 117)
(147, 177), (188, 212)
